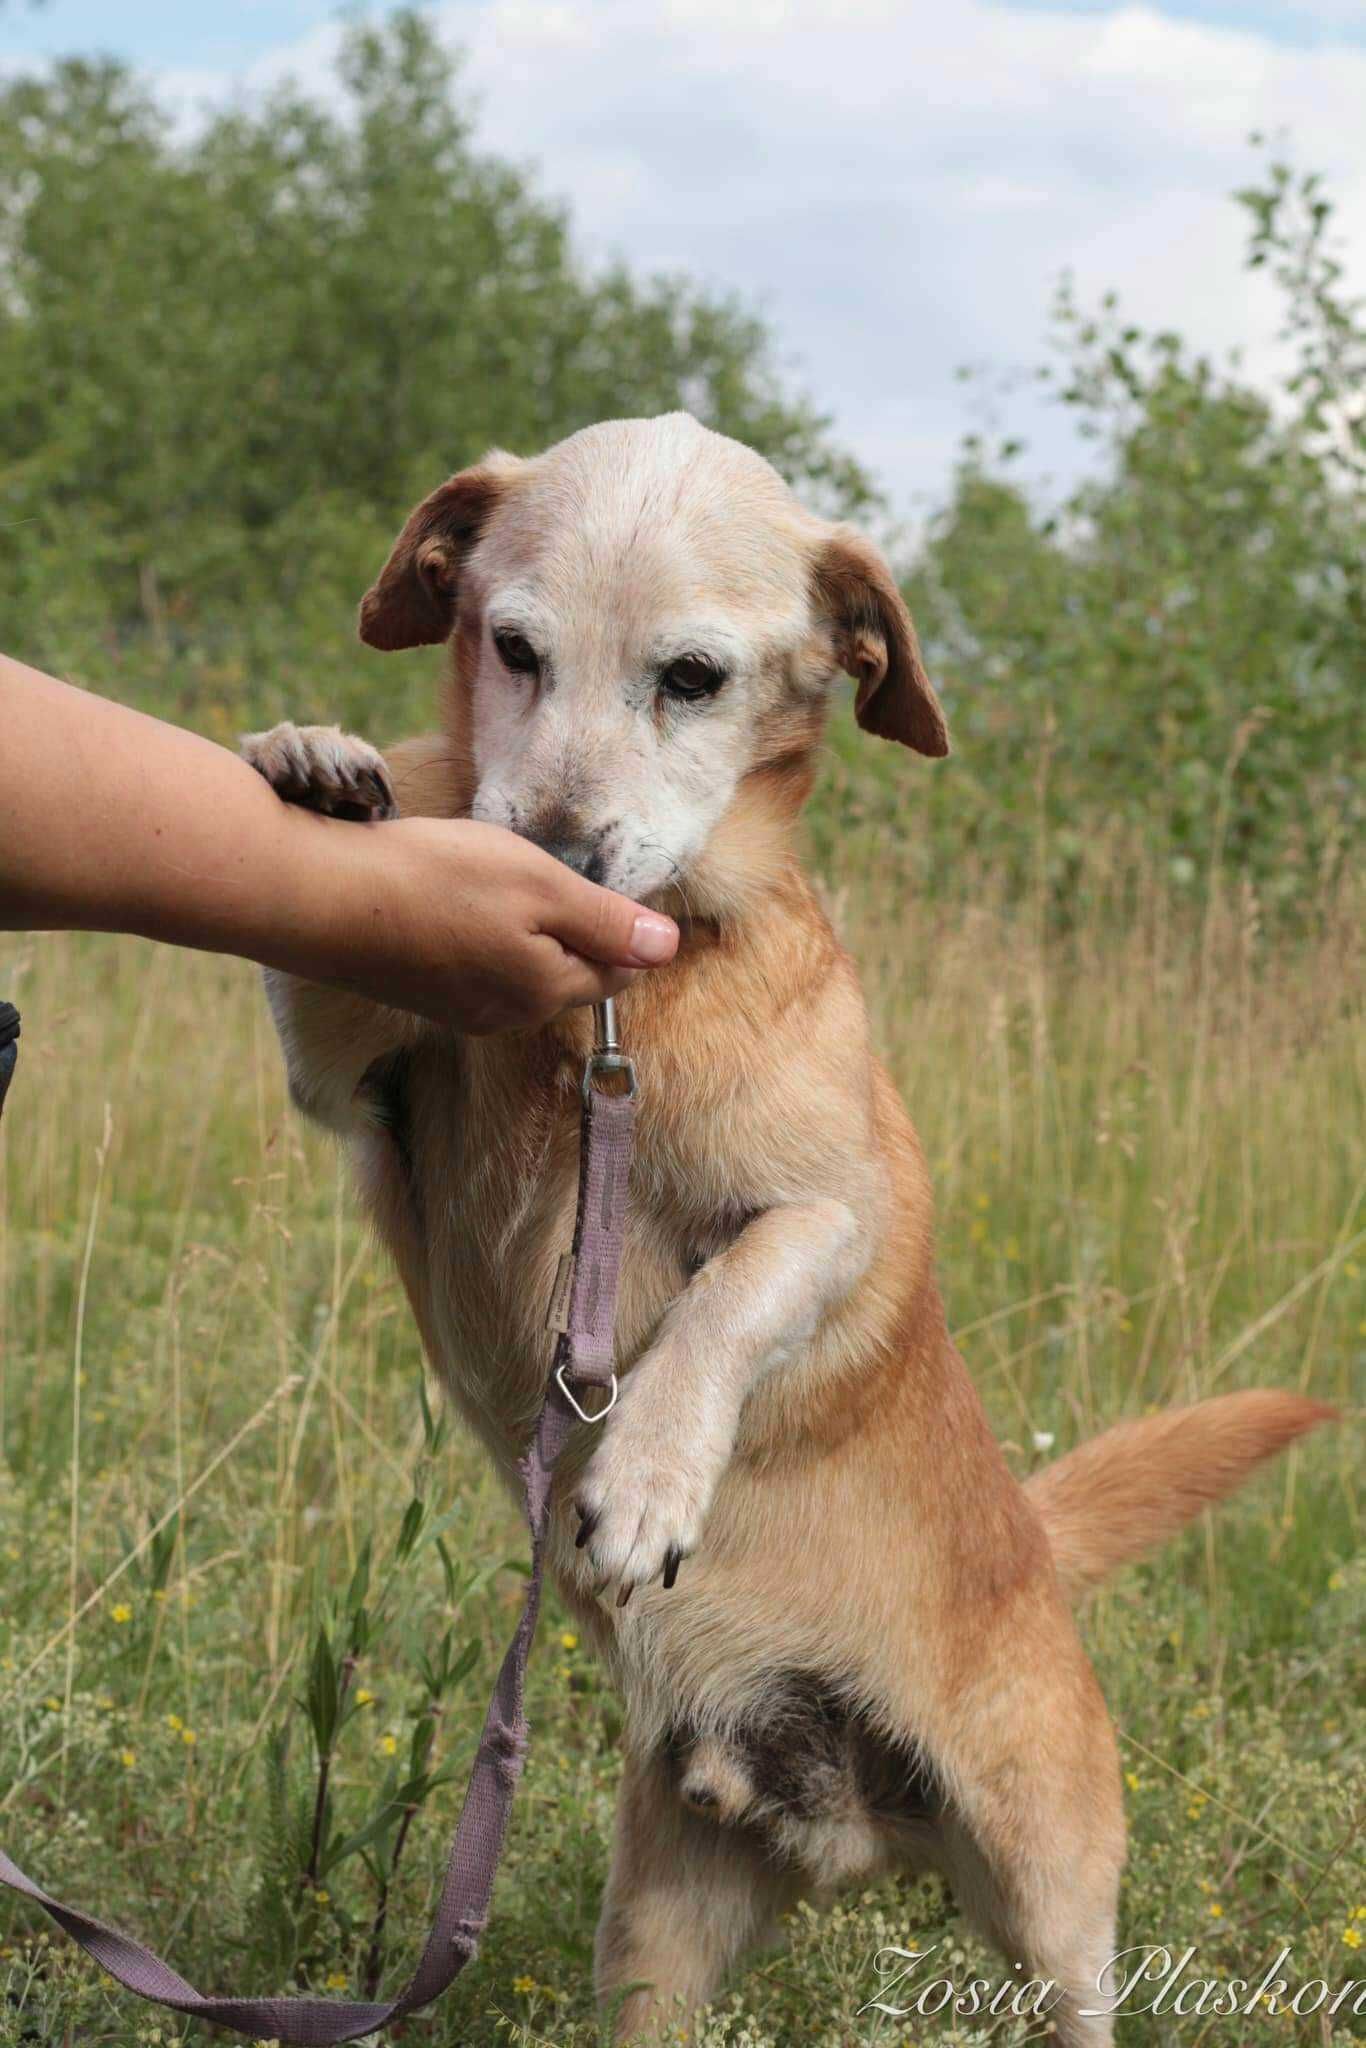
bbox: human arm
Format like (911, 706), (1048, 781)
(0, 655), (677, 1031)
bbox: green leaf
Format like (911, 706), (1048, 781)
(395, 1495), (425, 1560)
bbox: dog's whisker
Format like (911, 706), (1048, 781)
(638, 835), (701, 927)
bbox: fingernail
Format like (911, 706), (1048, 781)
(630, 914), (678, 965)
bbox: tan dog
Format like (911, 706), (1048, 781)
(242, 414), (1332, 2044)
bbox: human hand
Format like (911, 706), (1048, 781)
(315, 811), (678, 1032)
(0, 660), (679, 1030)
(240, 718), (678, 1031)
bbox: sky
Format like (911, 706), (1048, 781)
(5, 0), (1365, 521)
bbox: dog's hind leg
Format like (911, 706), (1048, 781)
(936, 1696), (1126, 2048)
(595, 1749), (804, 2042)
(940, 1811), (1122, 2046)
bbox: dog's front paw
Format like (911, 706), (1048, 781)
(240, 721), (397, 821)
(572, 1372), (732, 1602)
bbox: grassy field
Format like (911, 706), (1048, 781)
(0, 825), (1362, 2047)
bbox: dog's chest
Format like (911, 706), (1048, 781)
(356, 1035), (705, 1475)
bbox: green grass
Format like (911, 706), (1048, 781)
(1, 838), (1362, 2046)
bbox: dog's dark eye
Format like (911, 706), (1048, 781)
(660, 654), (726, 703)
(493, 628), (540, 677)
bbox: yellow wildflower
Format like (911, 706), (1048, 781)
(325, 1972), (348, 1990)
(1343, 1928), (1362, 1950)
(559, 1632), (579, 1652)
(512, 1975), (537, 1996)
(1208, 1902), (1223, 1919)
(1187, 1796), (1207, 1819)
(167, 1714), (183, 1731)
(354, 1688), (375, 1707)
(1124, 1772), (1141, 1793)
(313, 1890), (330, 1906)
(181, 1728), (197, 1747)
(378, 1733), (398, 1757)
(43, 1696), (61, 1712)
(1355, 1905), (1366, 1920)
(110, 1603), (133, 1625)
(119, 1749), (136, 1769)
(1327, 1570), (1345, 1592)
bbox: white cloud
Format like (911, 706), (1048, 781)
(1282, 0), (1366, 23)
(132, 2), (1366, 515)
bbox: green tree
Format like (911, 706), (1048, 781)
(0, 12), (870, 646)
(2, 21), (1358, 912)
(874, 148), (1364, 913)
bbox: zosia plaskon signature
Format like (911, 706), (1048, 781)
(858, 1940), (1366, 2024)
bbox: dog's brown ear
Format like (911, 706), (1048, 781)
(812, 529), (949, 756)
(359, 455), (517, 651)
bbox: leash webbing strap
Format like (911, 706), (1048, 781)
(0, 1015), (637, 2045)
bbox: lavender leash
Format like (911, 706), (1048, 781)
(0, 999), (637, 2043)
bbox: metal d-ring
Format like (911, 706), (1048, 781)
(555, 1362), (620, 1424)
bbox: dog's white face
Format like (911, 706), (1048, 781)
(359, 413), (949, 900)
(462, 416), (820, 900)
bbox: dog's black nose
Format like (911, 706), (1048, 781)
(538, 836), (607, 886)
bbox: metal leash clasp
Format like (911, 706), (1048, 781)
(555, 999), (635, 1423)
(580, 995), (637, 1109)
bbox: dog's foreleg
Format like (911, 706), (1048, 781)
(241, 722), (438, 1136)
(261, 970), (421, 1137)
(574, 1197), (863, 1594)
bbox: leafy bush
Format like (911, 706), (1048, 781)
(890, 151), (1364, 914)
(1, 16), (1360, 913)
(0, 11), (869, 647)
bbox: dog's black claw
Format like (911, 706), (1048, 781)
(362, 769), (393, 814)
(616, 1582), (634, 1608)
(575, 1509), (599, 1550)
(662, 1546), (682, 1589)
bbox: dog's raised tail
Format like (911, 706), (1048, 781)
(1026, 1391), (1337, 1601)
